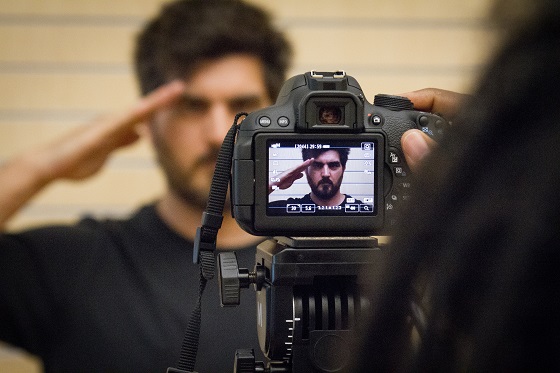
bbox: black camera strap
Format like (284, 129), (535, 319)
(168, 113), (246, 373)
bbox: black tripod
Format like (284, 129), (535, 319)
(218, 236), (382, 373)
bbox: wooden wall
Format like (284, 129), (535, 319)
(0, 0), (496, 231)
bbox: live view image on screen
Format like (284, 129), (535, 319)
(267, 138), (376, 216)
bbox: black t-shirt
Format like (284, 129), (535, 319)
(0, 204), (263, 372)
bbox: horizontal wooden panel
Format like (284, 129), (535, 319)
(287, 27), (495, 68)
(0, 73), (139, 110)
(0, 0), (165, 17)
(0, 22), (494, 66)
(0, 26), (494, 110)
(253, 0), (492, 20)
(0, 121), (155, 159)
(0, 0), (492, 20)
(0, 24), (138, 65)
(0, 122), (84, 155)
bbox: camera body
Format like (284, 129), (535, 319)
(232, 71), (448, 236)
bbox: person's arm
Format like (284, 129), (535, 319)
(399, 88), (468, 171)
(0, 80), (185, 230)
(268, 158), (314, 194)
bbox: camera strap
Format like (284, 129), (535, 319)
(168, 113), (247, 373)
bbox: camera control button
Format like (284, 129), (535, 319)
(277, 116), (290, 127)
(371, 114), (383, 125)
(393, 166), (407, 177)
(258, 116), (271, 127)
(419, 115), (430, 127)
(388, 150), (401, 164)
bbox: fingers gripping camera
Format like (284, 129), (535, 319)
(232, 71), (448, 236)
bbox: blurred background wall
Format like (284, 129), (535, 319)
(0, 0), (495, 370)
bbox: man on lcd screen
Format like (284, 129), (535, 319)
(269, 147), (363, 210)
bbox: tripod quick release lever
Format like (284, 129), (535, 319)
(218, 252), (265, 306)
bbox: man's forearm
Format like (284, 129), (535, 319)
(0, 153), (51, 230)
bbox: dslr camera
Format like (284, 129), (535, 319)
(231, 70), (448, 236)
(213, 72), (448, 371)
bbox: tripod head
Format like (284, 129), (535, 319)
(218, 236), (382, 373)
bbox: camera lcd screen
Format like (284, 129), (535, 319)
(267, 138), (377, 216)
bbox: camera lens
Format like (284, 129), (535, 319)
(318, 105), (342, 125)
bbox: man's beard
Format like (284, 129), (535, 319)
(309, 177), (342, 201)
(154, 140), (225, 211)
